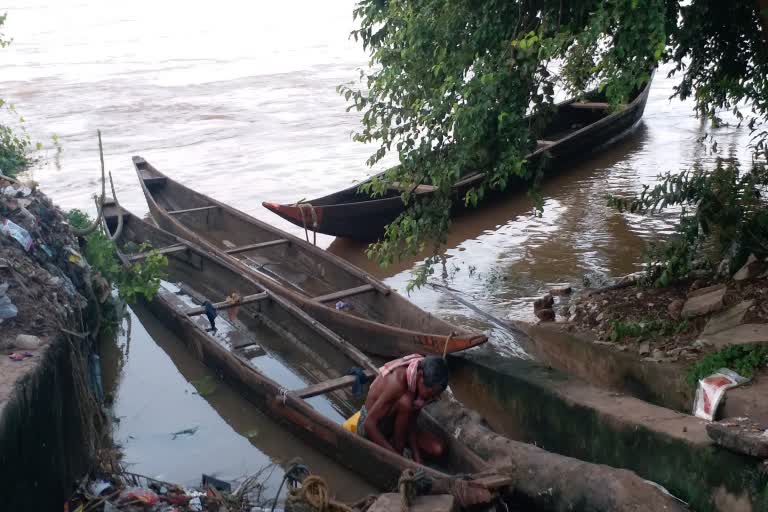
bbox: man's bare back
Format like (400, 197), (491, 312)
(362, 357), (447, 463)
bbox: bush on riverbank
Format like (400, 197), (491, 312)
(67, 208), (168, 305)
(609, 161), (768, 287)
(0, 14), (36, 178)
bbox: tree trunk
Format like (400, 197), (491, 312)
(427, 399), (689, 512)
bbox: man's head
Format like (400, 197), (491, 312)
(415, 356), (449, 409)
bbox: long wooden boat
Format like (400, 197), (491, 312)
(263, 74), (654, 241)
(101, 203), (508, 499)
(132, 157), (487, 358)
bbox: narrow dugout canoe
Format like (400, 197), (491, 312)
(132, 157), (487, 359)
(101, 203), (508, 498)
(263, 73), (654, 241)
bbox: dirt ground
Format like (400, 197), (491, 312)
(560, 272), (768, 361)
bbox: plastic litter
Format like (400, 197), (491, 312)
(188, 497), (202, 511)
(335, 300), (353, 311)
(1, 218), (34, 251)
(2, 184), (32, 197)
(9, 352), (33, 361)
(119, 487), (159, 505)
(693, 368), (749, 421)
(89, 479), (112, 496)
(15, 334), (43, 350)
(0, 282), (18, 322)
(171, 426), (199, 439)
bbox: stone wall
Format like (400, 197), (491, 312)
(0, 333), (105, 510)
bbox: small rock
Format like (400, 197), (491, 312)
(698, 323), (768, 349)
(535, 308), (555, 322)
(636, 292), (644, 300)
(682, 283), (727, 318)
(717, 258), (730, 277)
(692, 339), (711, 349)
(568, 313), (579, 323)
(15, 334), (44, 350)
(689, 279), (705, 293)
(702, 300), (754, 335)
(533, 294), (554, 311)
(733, 254), (763, 281)
(596, 312), (605, 323)
(651, 348), (665, 360)
(550, 285), (572, 296)
(638, 341), (651, 356)
(667, 299), (685, 320)
(583, 271), (612, 288)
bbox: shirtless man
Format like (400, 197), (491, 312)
(344, 354), (493, 506)
(347, 354), (448, 463)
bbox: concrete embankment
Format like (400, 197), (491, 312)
(449, 348), (768, 512)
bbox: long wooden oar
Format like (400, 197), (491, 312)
(428, 282), (529, 338)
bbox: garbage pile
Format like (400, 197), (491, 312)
(0, 171), (90, 347)
(65, 471), (270, 512)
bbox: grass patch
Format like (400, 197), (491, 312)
(687, 345), (768, 386)
(610, 319), (689, 342)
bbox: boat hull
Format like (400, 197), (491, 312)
(264, 74), (654, 241)
(132, 159), (488, 359)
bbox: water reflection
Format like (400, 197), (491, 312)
(103, 303), (372, 500)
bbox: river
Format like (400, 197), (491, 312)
(0, 0), (754, 497)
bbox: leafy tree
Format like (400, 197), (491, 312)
(341, 0), (768, 288)
(0, 13), (37, 178)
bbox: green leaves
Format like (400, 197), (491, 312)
(608, 161), (768, 287)
(67, 209), (168, 304)
(342, 0), (768, 288)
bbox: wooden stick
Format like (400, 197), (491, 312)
(225, 239), (289, 254)
(186, 292), (268, 316)
(128, 244), (188, 261)
(167, 205), (218, 215)
(293, 370), (376, 399)
(313, 284), (375, 303)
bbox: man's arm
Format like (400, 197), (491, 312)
(408, 415), (422, 463)
(363, 379), (403, 453)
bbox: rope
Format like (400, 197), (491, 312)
(271, 461), (310, 512)
(296, 202), (318, 246)
(106, 171), (124, 242)
(442, 332), (454, 360)
(398, 469), (417, 512)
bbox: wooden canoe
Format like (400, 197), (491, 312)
(132, 157), (488, 358)
(101, 204), (507, 497)
(263, 73), (654, 241)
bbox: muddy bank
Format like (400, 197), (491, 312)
(0, 176), (109, 509)
(448, 349), (768, 512)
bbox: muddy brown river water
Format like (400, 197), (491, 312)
(0, 0), (755, 498)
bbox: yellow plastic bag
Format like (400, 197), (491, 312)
(342, 410), (361, 434)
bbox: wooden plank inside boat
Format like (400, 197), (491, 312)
(167, 205), (219, 215)
(186, 292), (268, 316)
(313, 284), (375, 303)
(568, 101), (611, 109)
(293, 370), (377, 399)
(128, 244), (188, 261)
(225, 239), (290, 254)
